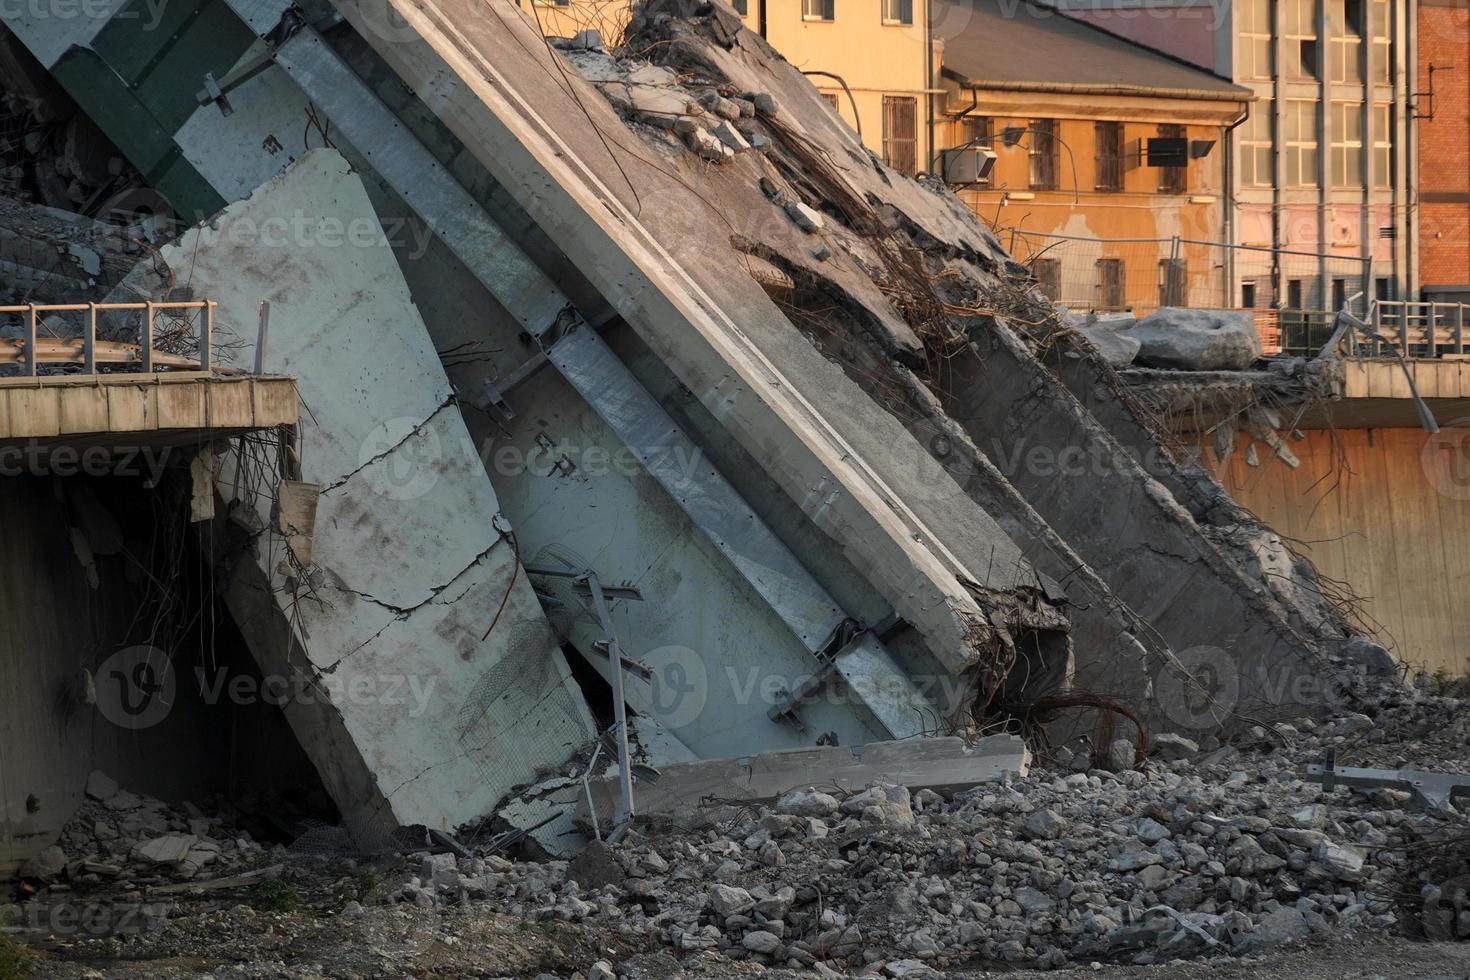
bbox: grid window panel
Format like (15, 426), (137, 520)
(882, 0), (913, 24)
(882, 96), (917, 175)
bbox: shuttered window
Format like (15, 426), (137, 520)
(1029, 119), (1059, 191)
(1158, 259), (1187, 307)
(883, 96), (917, 175)
(1097, 258), (1125, 311)
(1157, 124), (1187, 193)
(1094, 122), (1124, 192)
(1033, 258), (1061, 302)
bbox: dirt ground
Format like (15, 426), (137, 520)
(9, 901), (1470, 979)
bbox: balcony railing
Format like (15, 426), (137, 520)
(0, 300), (220, 376)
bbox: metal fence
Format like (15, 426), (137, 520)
(1002, 230), (1373, 322)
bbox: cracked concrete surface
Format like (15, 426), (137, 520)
(111, 150), (595, 839)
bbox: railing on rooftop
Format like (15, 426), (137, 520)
(1271, 301), (1470, 359)
(0, 300), (219, 377)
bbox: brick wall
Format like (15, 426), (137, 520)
(1420, 2), (1470, 289)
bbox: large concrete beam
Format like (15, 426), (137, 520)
(327, 0), (1047, 674)
(110, 150), (596, 838)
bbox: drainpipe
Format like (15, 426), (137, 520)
(1224, 100), (1251, 306)
(759, 0), (767, 38)
(934, 84), (979, 175)
(925, 0), (934, 176)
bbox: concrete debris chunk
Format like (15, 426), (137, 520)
(710, 119), (751, 153)
(132, 834), (198, 866)
(784, 201), (825, 233)
(1131, 308), (1264, 371)
(774, 788), (840, 817)
(686, 125), (734, 161)
(85, 769), (119, 802)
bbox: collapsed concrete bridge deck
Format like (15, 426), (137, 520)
(0, 0), (1380, 859)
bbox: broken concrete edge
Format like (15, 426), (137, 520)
(1044, 323), (1368, 653)
(576, 734), (1031, 825)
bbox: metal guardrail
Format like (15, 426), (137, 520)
(1368, 300), (1470, 357)
(0, 300), (217, 376)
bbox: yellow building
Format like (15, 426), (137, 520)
(933, 0), (1252, 315)
(523, 0), (936, 172)
(527, 0), (1252, 314)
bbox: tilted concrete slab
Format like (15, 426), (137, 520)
(578, 734), (1031, 823)
(109, 150), (595, 839)
(327, 0), (1066, 677)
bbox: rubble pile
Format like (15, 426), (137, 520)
(12, 771), (270, 892)
(390, 681), (1467, 972)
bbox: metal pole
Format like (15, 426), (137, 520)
(23, 303), (36, 377)
(201, 301), (214, 372)
(84, 303), (96, 375)
(141, 301), (154, 372)
(582, 571), (634, 828)
(255, 301), (270, 375)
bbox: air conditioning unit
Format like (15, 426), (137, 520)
(938, 146), (998, 185)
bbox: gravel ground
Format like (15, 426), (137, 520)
(5, 676), (1468, 979)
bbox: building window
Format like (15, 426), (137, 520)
(882, 96), (917, 175)
(1370, 0), (1390, 84)
(1159, 259), (1188, 307)
(802, 0), (834, 20)
(1096, 258), (1125, 311)
(1240, 103), (1273, 187)
(881, 0), (912, 24)
(1285, 0), (1319, 80)
(1330, 102), (1363, 187)
(1332, 277), (1349, 311)
(1095, 122), (1124, 192)
(1241, 281), (1259, 308)
(965, 115), (992, 147)
(1375, 276), (1395, 301)
(820, 92), (838, 109)
(1157, 124), (1187, 193)
(1287, 278), (1305, 308)
(731, 0), (747, 12)
(1239, 0), (1272, 78)
(1329, 0), (1363, 83)
(1285, 100), (1319, 187)
(1372, 103), (1392, 189)
(1033, 258), (1061, 301)
(1029, 119), (1059, 191)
